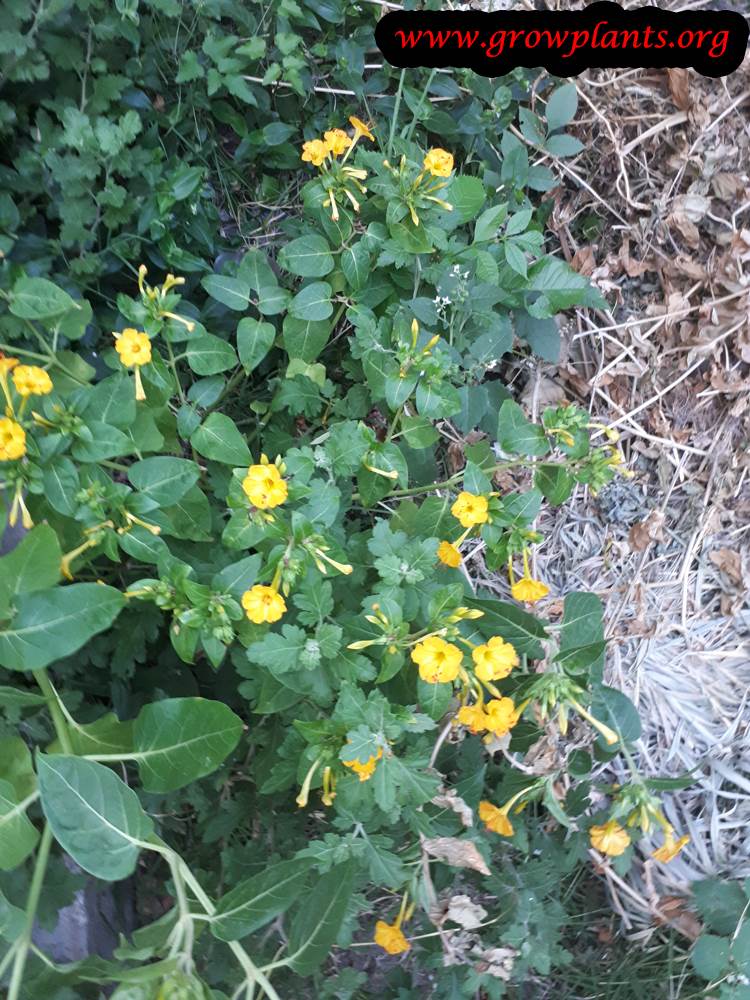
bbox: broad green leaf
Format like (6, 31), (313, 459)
(128, 457), (200, 506)
(212, 555), (261, 598)
(278, 235), (334, 277)
(691, 934), (730, 981)
(514, 311), (560, 363)
(185, 332), (238, 375)
(0, 525), (61, 618)
(340, 243), (370, 290)
(49, 713), (133, 757)
(590, 686), (641, 747)
(496, 400), (549, 457)
(43, 458), (80, 517)
(132, 697), (244, 792)
(417, 678), (453, 721)
(289, 281), (333, 322)
(0, 584), (124, 671)
(37, 755), (153, 881)
(447, 176), (486, 223)
(287, 860), (355, 975)
(556, 592), (606, 677)
(0, 735), (36, 798)
(237, 317), (275, 372)
(239, 249), (276, 291)
(212, 857), (314, 941)
(692, 879), (749, 936)
(191, 412), (252, 465)
(0, 686), (46, 711)
(470, 597), (547, 658)
(0, 777), (39, 870)
(535, 464), (574, 506)
(474, 203), (508, 242)
(9, 276), (78, 319)
(201, 274), (251, 311)
(256, 285), (290, 316)
(282, 315), (330, 363)
(545, 83), (578, 132)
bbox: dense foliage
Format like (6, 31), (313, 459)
(0, 2), (711, 999)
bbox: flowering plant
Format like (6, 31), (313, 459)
(0, 113), (690, 1000)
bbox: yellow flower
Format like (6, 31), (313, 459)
(0, 356), (19, 376)
(437, 540), (461, 568)
(410, 636), (462, 684)
(12, 365), (53, 397)
(456, 703), (488, 734)
(241, 585), (287, 625)
(242, 463), (288, 510)
(0, 418), (26, 461)
(343, 746), (383, 782)
(423, 148), (454, 178)
(324, 128), (352, 157)
(590, 819), (631, 857)
(451, 491), (488, 528)
(114, 328), (152, 367)
(472, 636), (519, 683)
(349, 116), (375, 141)
(651, 830), (690, 864)
(301, 139), (328, 167)
(510, 576), (550, 604)
(479, 800), (514, 837)
(484, 697), (519, 737)
(374, 919), (410, 955)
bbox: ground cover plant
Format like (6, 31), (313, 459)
(0, 2), (724, 999)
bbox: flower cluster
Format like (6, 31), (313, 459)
(301, 115), (374, 220)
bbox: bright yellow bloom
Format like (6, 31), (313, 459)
(0, 418), (26, 461)
(349, 116), (375, 141)
(114, 328), (151, 367)
(242, 463), (288, 510)
(324, 128), (352, 157)
(343, 746), (383, 782)
(651, 830), (690, 864)
(12, 365), (53, 397)
(301, 139), (328, 167)
(0, 356), (19, 376)
(484, 697), (518, 737)
(241, 585), (287, 625)
(510, 576), (550, 604)
(472, 636), (519, 683)
(479, 800), (514, 837)
(374, 919), (410, 955)
(437, 540), (461, 568)
(423, 148), (454, 178)
(411, 636), (462, 684)
(456, 703), (488, 734)
(451, 491), (489, 528)
(590, 819), (631, 857)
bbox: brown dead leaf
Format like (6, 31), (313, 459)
(654, 895), (702, 941)
(570, 245), (596, 276)
(445, 895), (488, 929)
(708, 547), (743, 588)
(628, 510), (666, 552)
(432, 790), (474, 828)
(422, 837), (491, 876)
(474, 946), (516, 980)
(520, 376), (565, 411)
(667, 68), (691, 111)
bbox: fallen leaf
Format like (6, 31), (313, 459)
(708, 547), (743, 588)
(474, 946), (516, 980)
(667, 68), (690, 111)
(423, 837), (490, 876)
(446, 895), (488, 929)
(628, 510), (666, 551)
(654, 895), (702, 941)
(432, 790), (474, 827)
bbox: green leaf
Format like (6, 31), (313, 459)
(417, 678), (453, 721)
(0, 525), (61, 618)
(535, 465), (574, 506)
(474, 203), (508, 242)
(50, 713), (133, 757)
(191, 412), (252, 466)
(128, 457), (201, 506)
(447, 176), (486, 223)
(557, 592), (605, 677)
(341, 243), (370, 290)
(212, 555), (261, 599)
(590, 686), (641, 746)
(9, 276), (78, 320)
(132, 697), (244, 793)
(278, 235), (334, 278)
(0, 584), (125, 672)
(0, 686), (46, 711)
(287, 860), (356, 975)
(496, 400), (549, 457)
(545, 83), (578, 132)
(0, 777), (39, 870)
(282, 316), (330, 363)
(289, 281), (333, 321)
(37, 755), (153, 881)
(470, 597), (547, 658)
(237, 317), (275, 372)
(212, 858), (314, 941)
(692, 879), (749, 936)
(201, 274), (251, 311)
(515, 311), (560, 363)
(691, 934), (730, 981)
(185, 333), (238, 375)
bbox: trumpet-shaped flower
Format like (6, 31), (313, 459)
(651, 830), (690, 864)
(115, 328), (151, 367)
(451, 491), (489, 528)
(349, 116), (375, 141)
(589, 818), (630, 857)
(0, 418), (26, 461)
(410, 636), (462, 684)
(437, 540), (461, 567)
(324, 128), (352, 157)
(479, 800), (514, 837)
(241, 585), (287, 625)
(484, 697), (518, 737)
(343, 746), (383, 782)
(374, 919), (410, 954)
(12, 365), (53, 397)
(242, 463), (288, 510)
(301, 139), (328, 167)
(423, 148), (454, 178)
(472, 636), (519, 682)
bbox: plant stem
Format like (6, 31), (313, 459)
(32, 669), (73, 754)
(6, 823), (53, 1000)
(388, 69), (405, 158)
(404, 68), (436, 144)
